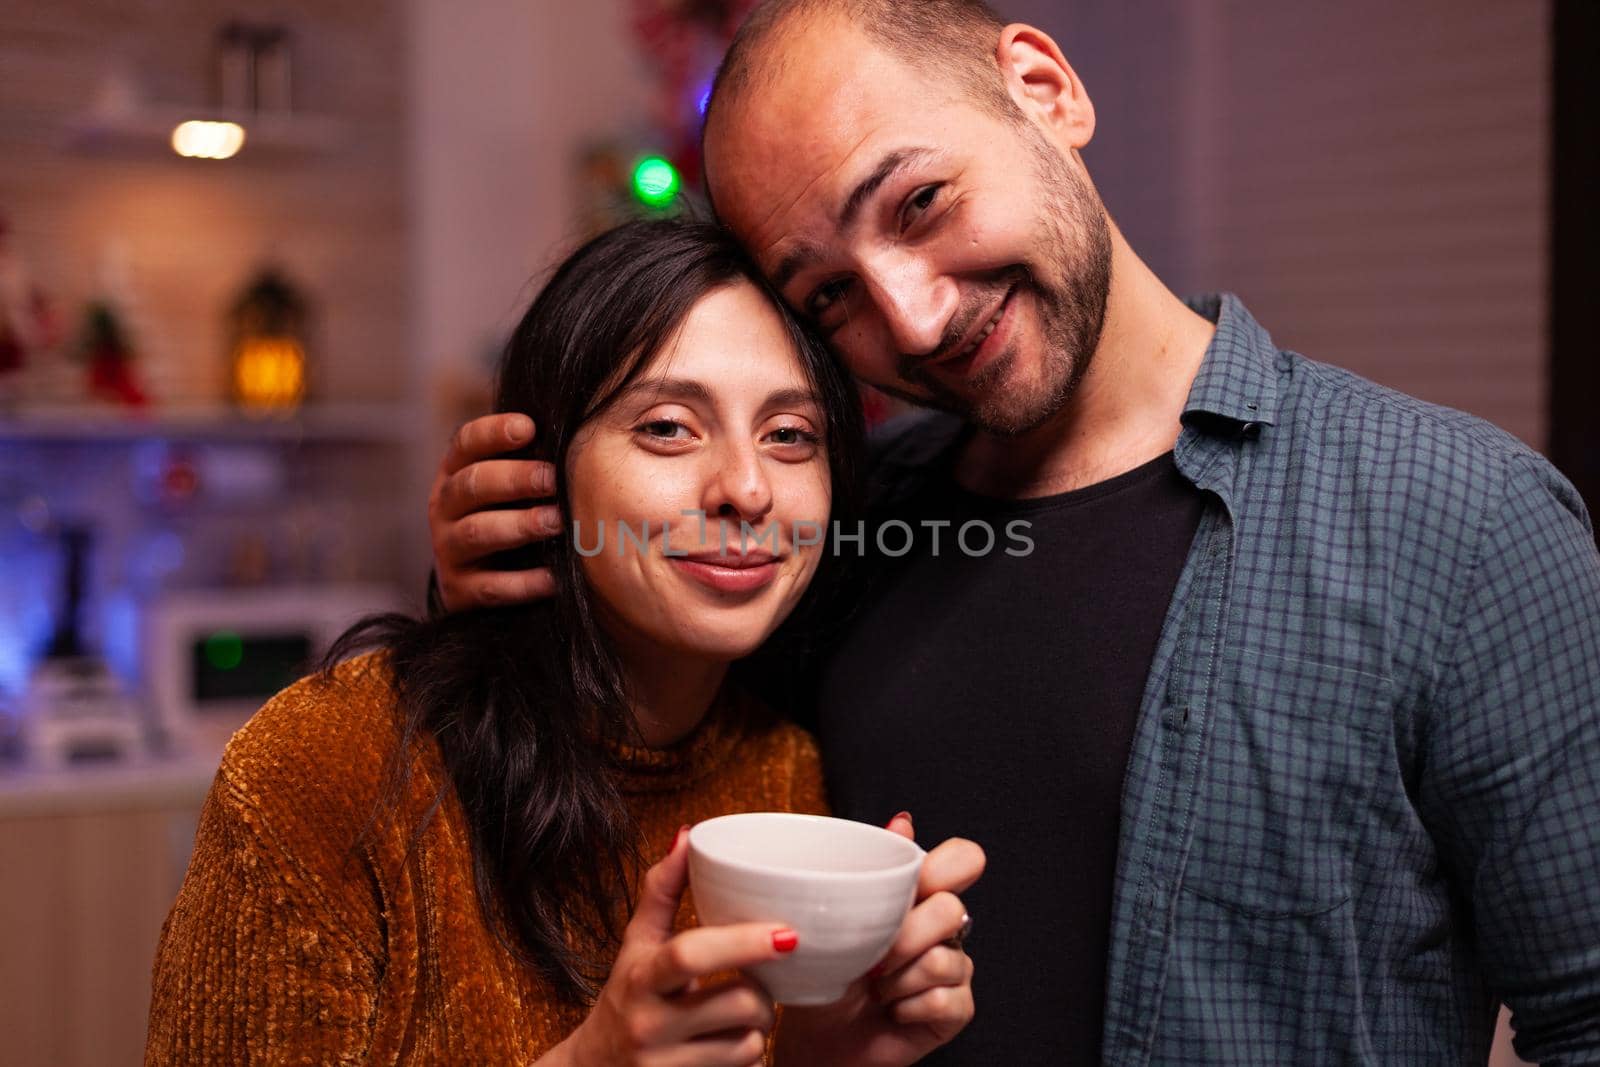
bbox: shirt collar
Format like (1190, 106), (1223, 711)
(1180, 293), (1280, 433)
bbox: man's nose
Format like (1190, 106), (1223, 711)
(862, 254), (957, 359)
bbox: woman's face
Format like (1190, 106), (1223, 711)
(567, 280), (833, 664)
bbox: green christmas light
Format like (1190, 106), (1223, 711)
(632, 155), (681, 207)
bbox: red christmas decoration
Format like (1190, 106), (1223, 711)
(78, 301), (149, 408)
(628, 0), (758, 189)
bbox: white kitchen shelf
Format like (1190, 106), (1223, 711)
(0, 403), (417, 444)
(64, 104), (343, 159)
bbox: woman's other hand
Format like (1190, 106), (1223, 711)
(551, 826), (791, 1067)
(773, 817), (985, 1067)
(429, 413), (561, 610)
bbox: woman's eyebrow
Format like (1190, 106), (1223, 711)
(763, 387), (823, 410)
(615, 377), (714, 408)
(615, 379), (818, 412)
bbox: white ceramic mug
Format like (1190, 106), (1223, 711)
(687, 812), (925, 1005)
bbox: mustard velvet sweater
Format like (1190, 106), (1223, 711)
(144, 652), (827, 1065)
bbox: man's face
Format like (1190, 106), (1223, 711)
(706, 18), (1112, 436)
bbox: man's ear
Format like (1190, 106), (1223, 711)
(995, 24), (1095, 149)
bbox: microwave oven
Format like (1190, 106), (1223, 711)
(145, 584), (404, 755)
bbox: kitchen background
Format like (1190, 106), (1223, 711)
(0, 1), (1589, 1064)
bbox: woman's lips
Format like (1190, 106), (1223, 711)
(669, 556), (782, 594)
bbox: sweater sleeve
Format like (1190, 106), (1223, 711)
(145, 767), (384, 1065)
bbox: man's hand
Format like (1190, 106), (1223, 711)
(429, 413), (562, 611)
(773, 814), (985, 1067)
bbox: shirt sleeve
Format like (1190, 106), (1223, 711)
(1422, 453), (1600, 1064)
(144, 772), (383, 1066)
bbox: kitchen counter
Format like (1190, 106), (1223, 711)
(0, 749), (220, 818)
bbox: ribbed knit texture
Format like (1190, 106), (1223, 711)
(144, 652), (827, 1065)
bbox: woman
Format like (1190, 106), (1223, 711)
(144, 220), (980, 1066)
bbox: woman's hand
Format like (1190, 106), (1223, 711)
(549, 826), (794, 1067)
(773, 815), (985, 1067)
(429, 413), (561, 610)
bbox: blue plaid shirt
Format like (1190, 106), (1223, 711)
(865, 294), (1600, 1065)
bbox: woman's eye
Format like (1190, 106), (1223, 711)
(637, 419), (689, 440)
(765, 425), (821, 451)
(900, 184), (941, 229)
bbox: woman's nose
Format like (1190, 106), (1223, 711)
(701, 441), (774, 531)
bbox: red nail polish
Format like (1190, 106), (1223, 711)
(866, 962), (885, 979)
(887, 811), (912, 828)
(772, 929), (799, 953)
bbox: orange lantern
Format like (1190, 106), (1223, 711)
(229, 269), (308, 414)
(232, 334), (305, 410)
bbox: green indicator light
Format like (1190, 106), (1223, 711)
(632, 155), (681, 207)
(205, 630), (244, 671)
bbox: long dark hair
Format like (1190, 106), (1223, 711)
(324, 219), (863, 1001)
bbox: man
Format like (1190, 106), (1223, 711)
(426, 1), (1600, 1063)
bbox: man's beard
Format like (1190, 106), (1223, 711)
(890, 132), (1113, 438)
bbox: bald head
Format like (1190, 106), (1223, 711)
(705, 0), (1018, 173)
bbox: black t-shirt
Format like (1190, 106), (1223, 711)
(814, 449), (1205, 1065)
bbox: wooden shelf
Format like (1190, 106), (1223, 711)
(0, 403), (415, 444)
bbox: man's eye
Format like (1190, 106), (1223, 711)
(807, 278), (852, 319)
(900, 184), (941, 230)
